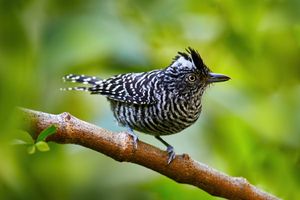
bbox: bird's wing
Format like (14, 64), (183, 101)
(89, 71), (159, 105)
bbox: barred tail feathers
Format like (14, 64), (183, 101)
(61, 74), (102, 92)
(60, 86), (90, 92)
(63, 74), (102, 85)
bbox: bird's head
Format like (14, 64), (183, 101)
(163, 47), (230, 96)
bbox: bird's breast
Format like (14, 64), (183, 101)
(109, 93), (202, 136)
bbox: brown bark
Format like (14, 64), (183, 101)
(19, 108), (280, 200)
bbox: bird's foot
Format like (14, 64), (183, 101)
(155, 135), (176, 164)
(126, 126), (138, 149)
(166, 145), (176, 164)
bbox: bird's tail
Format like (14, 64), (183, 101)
(61, 74), (102, 92)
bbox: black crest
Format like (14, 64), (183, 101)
(173, 47), (206, 71)
(186, 47), (204, 70)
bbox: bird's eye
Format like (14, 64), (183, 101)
(187, 74), (196, 82)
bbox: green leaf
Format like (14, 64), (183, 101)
(11, 139), (29, 145)
(35, 141), (50, 152)
(36, 125), (57, 142)
(27, 145), (36, 154)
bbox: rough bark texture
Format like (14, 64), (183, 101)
(20, 108), (280, 200)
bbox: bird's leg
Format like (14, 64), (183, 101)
(126, 126), (138, 149)
(155, 136), (176, 164)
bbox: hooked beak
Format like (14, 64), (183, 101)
(208, 72), (230, 83)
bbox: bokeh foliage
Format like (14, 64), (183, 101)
(1, 0), (300, 199)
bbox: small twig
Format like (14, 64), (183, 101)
(19, 108), (280, 200)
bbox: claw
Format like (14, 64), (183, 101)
(155, 136), (176, 164)
(126, 126), (138, 149)
(166, 146), (176, 164)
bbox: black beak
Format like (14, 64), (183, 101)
(208, 72), (230, 83)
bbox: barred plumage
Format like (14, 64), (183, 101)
(62, 47), (230, 163)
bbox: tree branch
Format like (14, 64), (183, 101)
(19, 108), (280, 200)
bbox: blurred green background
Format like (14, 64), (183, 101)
(1, 0), (300, 199)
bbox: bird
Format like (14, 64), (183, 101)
(61, 47), (230, 164)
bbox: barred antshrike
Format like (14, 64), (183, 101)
(62, 47), (230, 164)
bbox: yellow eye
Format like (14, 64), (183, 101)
(187, 74), (196, 82)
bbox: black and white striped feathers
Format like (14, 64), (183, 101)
(62, 47), (229, 136)
(63, 71), (160, 105)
